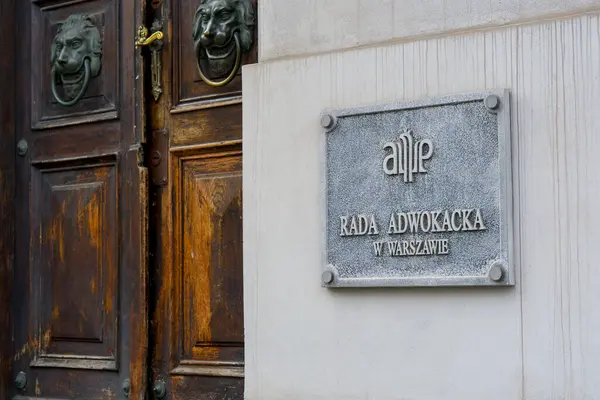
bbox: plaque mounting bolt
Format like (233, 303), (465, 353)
(322, 270), (334, 284)
(484, 94), (500, 111)
(488, 263), (505, 282)
(320, 113), (337, 130)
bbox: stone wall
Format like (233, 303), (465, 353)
(243, 2), (600, 399)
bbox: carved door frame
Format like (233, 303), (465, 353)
(0, 0), (16, 397)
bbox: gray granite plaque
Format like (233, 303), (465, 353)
(322, 90), (514, 287)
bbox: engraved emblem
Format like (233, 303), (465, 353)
(382, 129), (433, 182)
(192, 0), (255, 87)
(51, 14), (102, 107)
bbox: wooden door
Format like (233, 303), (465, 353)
(147, 0), (256, 398)
(12, 0), (149, 398)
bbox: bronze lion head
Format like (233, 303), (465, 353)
(51, 14), (102, 103)
(192, 0), (254, 83)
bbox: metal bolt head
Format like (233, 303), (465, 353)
(14, 371), (26, 391)
(153, 380), (167, 399)
(122, 378), (131, 397)
(484, 94), (500, 111)
(488, 263), (505, 282)
(150, 150), (162, 167)
(322, 270), (334, 284)
(16, 139), (28, 156)
(320, 114), (336, 130)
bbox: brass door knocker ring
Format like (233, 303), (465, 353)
(194, 32), (242, 87)
(51, 58), (91, 107)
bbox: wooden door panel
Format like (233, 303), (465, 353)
(30, 157), (118, 370)
(27, 128), (121, 161)
(171, 106), (242, 147)
(13, 0), (148, 398)
(173, 149), (244, 376)
(171, 376), (244, 399)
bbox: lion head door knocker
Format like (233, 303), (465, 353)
(192, 0), (255, 87)
(51, 14), (102, 107)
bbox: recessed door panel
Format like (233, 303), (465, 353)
(30, 158), (118, 371)
(173, 151), (244, 377)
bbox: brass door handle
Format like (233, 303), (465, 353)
(135, 25), (164, 47)
(135, 22), (164, 101)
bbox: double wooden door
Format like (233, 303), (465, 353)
(11, 0), (253, 398)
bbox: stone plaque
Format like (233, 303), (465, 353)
(322, 91), (514, 287)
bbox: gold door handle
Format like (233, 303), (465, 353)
(135, 25), (164, 47)
(135, 22), (165, 101)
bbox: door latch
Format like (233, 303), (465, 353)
(150, 129), (168, 186)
